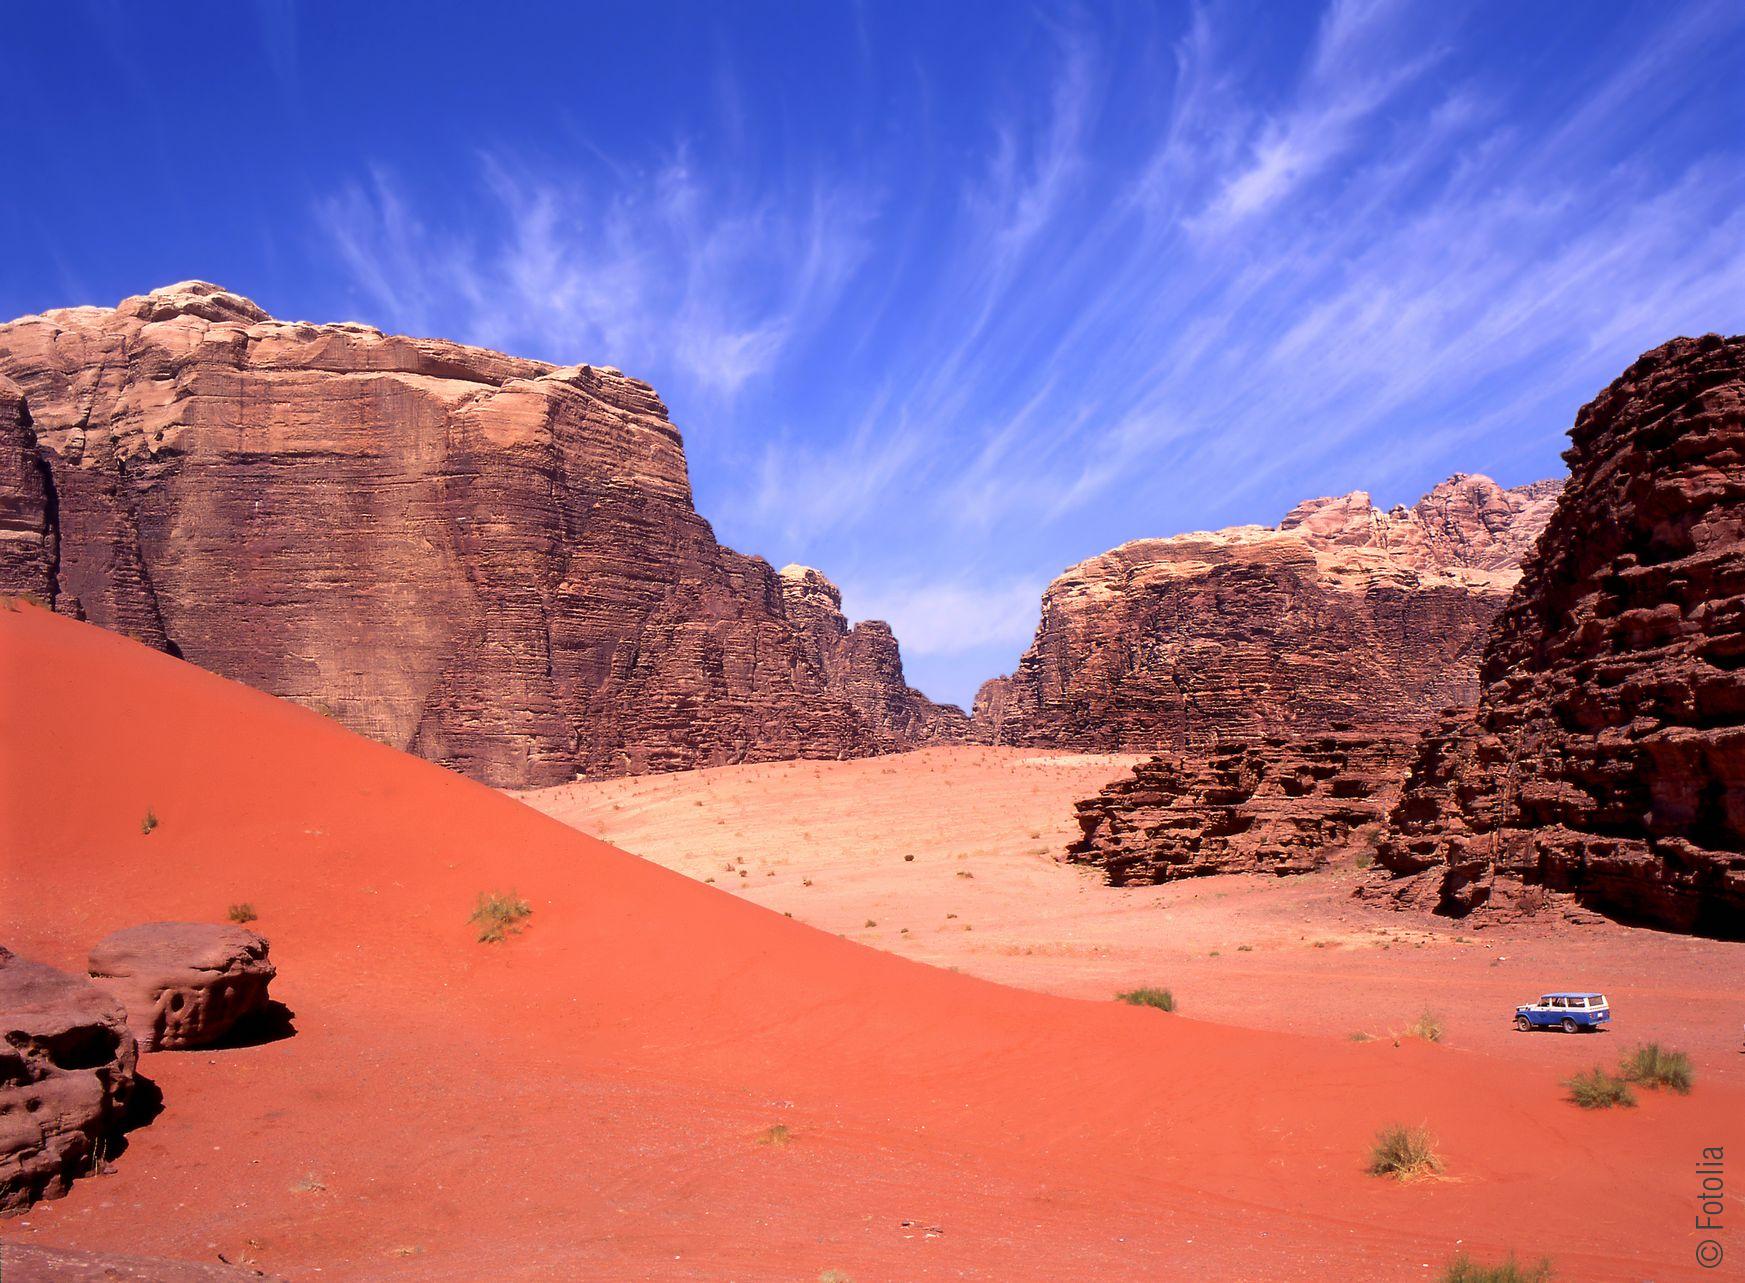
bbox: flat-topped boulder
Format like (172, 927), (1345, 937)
(88, 923), (275, 1052)
(0, 945), (138, 1214)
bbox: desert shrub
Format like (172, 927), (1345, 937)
(1440, 1252), (1553, 1282)
(756, 1124), (792, 1146)
(1565, 1067), (1635, 1110)
(1619, 1043), (1693, 1094)
(1116, 987), (1175, 1013)
(227, 903), (258, 925)
(864, 919), (877, 928)
(1367, 1123), (1442, 1180)
(1403, 1010), (1443, 1042)
(1348, 1031), (1376, 1043)
(818, 1272), (853, 1283)
(141, 809), (158, 836)
(470, 891), (532, 943)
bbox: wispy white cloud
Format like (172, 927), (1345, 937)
(318, 151), (874, 400)
(844, 575), (1045, 658)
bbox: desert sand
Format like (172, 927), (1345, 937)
(519, 749), (1745, 1086)
(2, 602), (1736, 1281)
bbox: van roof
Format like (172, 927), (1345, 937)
(1542, 991), (1606, 999)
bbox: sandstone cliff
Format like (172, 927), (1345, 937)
(973, 474), (1561, 750)
(1068, 729), (1415, 884)
(0, 282), (964, 786)
(1378, 335), (1745, 936)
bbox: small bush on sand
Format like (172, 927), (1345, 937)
(756, 1124), (792, 1147)
(1116, 987), (1175, 1013)
(1367, 1123), (1441, 1180)
(1440, 1252), (1553, 1282)
(1565, 1067), (1635, 1110)
(819, 1271), (853, 1283)
(470, 891), (532, 943)
(1619, 1043), (1693, 1094)
(227, 903), (258, 925)
(1348, 1031), (1376, 1043)
(141, 809), (158, 836)
(1403, 1011), (1443, 1042)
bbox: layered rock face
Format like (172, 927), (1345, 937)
(1378, 336), (1745, 936)
(0, 283), (962, 786)
(973, 475), (1560, 751)
(0, 946), (138, 1215)
(88, 923), (276, 1052)
(1067, 729), (1414, 884)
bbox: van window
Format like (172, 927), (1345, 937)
(1568, 997), (1587, 1008)
(1550, 997), (1566, 1008)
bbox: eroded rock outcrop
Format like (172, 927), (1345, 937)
(0, 946), (137, 1215)
(1067, 729), (1415, 883)
(0, 283), (963, 786)
(973, 474), (1561, 750)
(0, 1243), (285, 1281)
(87, 923), (275, 1052)
(1378, 335), (1745, 936)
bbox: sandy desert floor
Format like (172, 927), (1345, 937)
(518, 748), (1745, 1086)
(2, 605), (1740, 1283)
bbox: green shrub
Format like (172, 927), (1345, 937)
(470, 891), (532, 943)
(1619, 1043), (1693, 1094)
(227, 903), (258, 925)
(1440, 1251), (1554, 1282)
(141, 809), (158, 836)
(1367, 1123), (1441, 1180)
(756, 1124), (792, 1147)
(1116, 987), (1175, 1012)
(1565, 1067), (1635, 1109)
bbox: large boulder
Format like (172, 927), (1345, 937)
(1377, 335), (1745, 935)
(0, 946), (138, 1215)
(87, 924), (275, 1053)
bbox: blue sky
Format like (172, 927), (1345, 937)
(5, 2), (1743, 707)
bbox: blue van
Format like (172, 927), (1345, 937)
(1515, 992), (1611, 1033)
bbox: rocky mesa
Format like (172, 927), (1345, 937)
(973, 474), (1561, 751)
(1377, 335), (1745, 937)
(0, 282), (964, 786)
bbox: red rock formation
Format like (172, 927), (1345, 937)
(88, 923), (276, 1052)
(0, 1243), (284, 1281)
(0, 283), (963, 786)
(973, 474), (1561, 750)
(1378, 336), (1745, 936)
(0, 946), (138, 1215)
(1067, 729), (1415, 883)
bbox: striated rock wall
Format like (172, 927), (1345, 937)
(1378, 335), (1745, 936)
(973, 474), (1561, 750)
(0, 283), (964, 786)
(1067, 729), (1415, 884)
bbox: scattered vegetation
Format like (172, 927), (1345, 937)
(1348, 1031), (1376, 1043)
(140, 808), (158, 836)
(818, 1271), (854, 1283)
(903, 853), (915, 862)
(1236, 943), (1253, 952)
(1402, 1010), (1444, 1043)
(1366, 1123), (1442, 1180)
(1439, 1252), (1554, 1282)
(756, 1124), (792, 1147)
(469, 891), (532, 943)
(227, 903), (258, 925)
(291, 1172), (328, 1193)
(864, 919), (877, 928)
(1116, 987), (1176, 1013)
(1619, 1043), (1693, 1095)
(1564, 1067), (1636, 1110)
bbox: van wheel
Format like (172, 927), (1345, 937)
(1516, 1015), (1532, 1032)
(1561, 1017), (1577, 1034)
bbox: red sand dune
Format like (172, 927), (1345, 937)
(0, 603), (1730, 1281)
